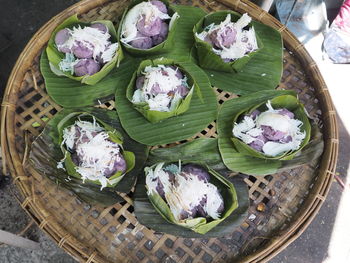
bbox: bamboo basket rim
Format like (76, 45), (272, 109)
(1, 0), (339, 262)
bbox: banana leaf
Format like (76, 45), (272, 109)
(193, 11), (263, 73)
(134, 161), (249, 237)
(118, 0), (179, 56)
(148, 138), (226, 171)
(40, 5), (205, 108)
(191, 15), (283, 94)
(41, 51), (141, 107)
(46, 14), (123, 85)
(217, 90), (324, 175)
(115, 60), (217, 145)
(126, 58), (195, 123)
(29, 108), (150, 206)
(57, 112), (135, 188)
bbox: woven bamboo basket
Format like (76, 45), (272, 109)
(1, 0), (338, 262)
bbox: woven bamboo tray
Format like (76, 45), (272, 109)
(1, 0), (338, 262)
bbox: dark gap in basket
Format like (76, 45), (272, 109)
(201, 130), (207, 135)
(218, 99), (224, 104)
(202, 252), (213, 263)
(183, 238), (193, 247)
(16, 106), (24, 114)
(33, 108), (40, 115)
(104, 101), (112, 108)
(210, 243), (222, 253)
(216, 88), (223, 93)
(224, 93), (231, 98)
(99, 218), (108, 226)
(265, 174), (273, 181)
(136, 250), (145, 260)
(176, 247), (185, 257)
(155, 249), (166, 259)
(49, 108), (58, 115)
(262, 196), (270, 205)
(117, 233), (125, 241)
(144, 240), (154, 250)
(16, 122), (22, 128)
(185, 256), (193, 263)
(179, 140), (188, 144)
(127, 223), (135, 230)
(127, 205), (134, 214)
(193, 246), (202, 255)
(24, 100), (34, 108)
(32, 93), (43, 102)
(118, 215), (126, 224)
(248, 175), (257, 183)
(109, 207), (117, 216)
(165, 238), (174, 248)
(208, 124), (214, 129)
(127, 242), (135, 250)
(24, 115), (32, 121)
(258, 182), (266, 189)
(252, 191), (260, 198)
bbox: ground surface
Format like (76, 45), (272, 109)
(0, 0), (349, 262)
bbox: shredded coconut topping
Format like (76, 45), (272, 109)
(146, 162), (223, 221)
(132, 65), (190, 112)
(232, 101), (306, 157)
(196, 13), (258, 60)
(59, 117), (124, 189)
(121, 2), (172, 43)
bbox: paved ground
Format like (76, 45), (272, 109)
(0, 0), (349, 262)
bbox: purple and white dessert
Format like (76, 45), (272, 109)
(54, 23), (118, 76)
(145, 162), (224, 221)
(120, 1), (179, 49)
(232, 101), (306, 157)
(196, 13), (258, 62)
(60, 119), (126, 189)
(131, 65), (191, 112)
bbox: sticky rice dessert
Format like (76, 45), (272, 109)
(54, 23), (119, 76)
(196, 13), (258, 62)
(132, 65), (190, 112)
(120, 0), (179, 49)
(146, 162), (224, 221)
(232, 101), (306, 157)
(59, 118), (127, 189)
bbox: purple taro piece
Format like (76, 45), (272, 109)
(72, 41), (94, 59)
(74, 59), (101, 76)
(151, 0), (168, 13)
(261, 125), (286, 141)
(150, 83), (167, 94)
(55, 29), (71, 53)
(203, 35), (213, 45)
(278, 108), (294, 119)
(90, 23), (108, 33)
(130, 32), (153, 49)
(151, 22), (169, 46)
(169, 66), (183, 79)
(210, 27), (237, 48)
(248, 110), (260, 120)
(175, 85), (189, 97)
(179, 209), (191, 220)
(182, 164), (210, 182)
(280, 135), (292, 143)
(136, 76), (145, 89)
(195, 195), (208, 218)
(249, 139), (264, 152)
(137, 15), (162, 37)
(104, 154), (127, 178)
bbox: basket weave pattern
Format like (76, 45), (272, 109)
(1, 0), (338, 262)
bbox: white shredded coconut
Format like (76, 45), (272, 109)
(196, 13), (258, 61)
(59, 117), (124, 190)
(146, 162), (223, 221)
(132, 65), (191, 112)
(232, 101), (306, 156)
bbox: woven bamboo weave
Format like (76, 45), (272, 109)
(1, 0), (338, 262)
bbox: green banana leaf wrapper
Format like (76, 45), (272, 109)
(138, 161), (239, 235)
(118, 0), (179, 56)
(231, 94), (311, 160)
(46, 14), (123, 85)
(58, 112), (136, 188)
(126, 58), (195, 123)
(218, 90), (323, 175)
(193, 10), (263, 73)
(29, 108), (149, 206)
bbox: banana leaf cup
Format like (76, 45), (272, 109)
(193, 10), (263, 73)
(218, 90), (324, 176)
(118, 0), (180, 56)
(46, 14), (123, 85)
(134, 160), (243, 236)
(29, 108), (149, 206)
(126, 58), (194, 123)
